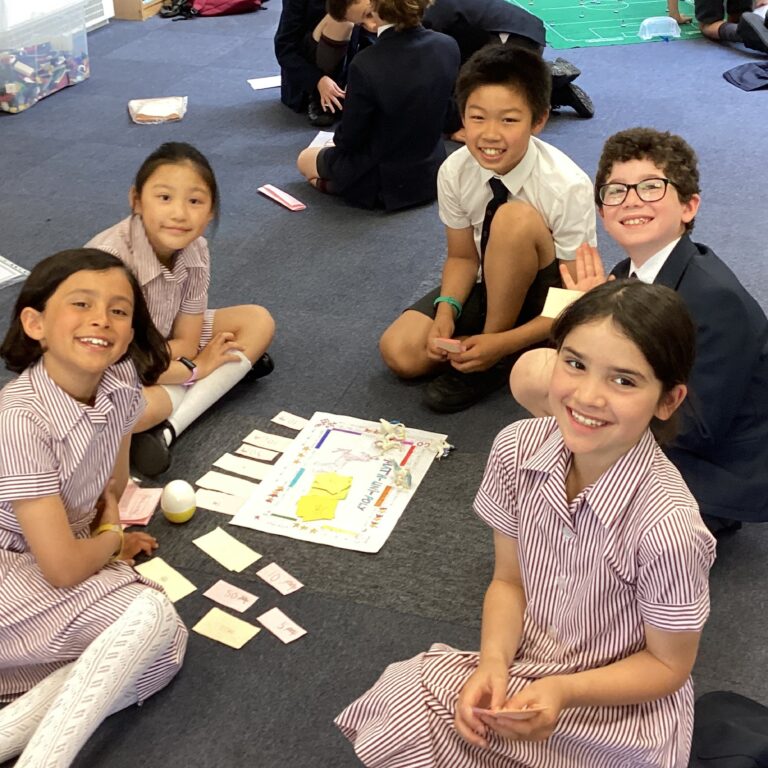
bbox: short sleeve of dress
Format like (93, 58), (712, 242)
(178, 240), (211, 316)
(473, 423), (520, 539)
(636, 507), (716, 632)
(0, 409), (59, 501)
(110, 359), (146, 436)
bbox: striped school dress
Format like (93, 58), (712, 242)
(87, 215), (215, 347)
(0, 359), (187, 702)
(336, 418), (716, 768)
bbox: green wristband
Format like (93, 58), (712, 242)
(433, 295), (462, 319)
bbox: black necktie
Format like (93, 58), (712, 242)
(480, 177), (509, 267)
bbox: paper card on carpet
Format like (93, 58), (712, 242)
(257, 184), (306, 212)
(193, 607), (260, 649)
(258, 607), (306, 643)
(119, 480), (161, 526)
(247, 75), (281, 90)
(236, 444), (278, 462)
(213, 452), (271, 481)
(195, 488), (245, 516)
(203, 579), (259, 612)
(135, 557), (196, 603)
(193, 526), (262, 572)
(308, 130), (334, 149)
(271, 411), (309, 430)
(196, 470), (259, 499)
(256, 562), (303, 595)
(242, 429), (294, 453)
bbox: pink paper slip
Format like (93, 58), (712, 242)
(119, 481), (161, 527)
(258, 184), (306, 211)
(203, 580), (259, 613)
(472, 706), (546, 721)
(257, 607), (306, 643)
(256, 562), (304, 595)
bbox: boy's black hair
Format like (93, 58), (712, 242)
(327, 0), (360, 22)
(372, 0), (429, 29)
(133, 141), (220, 226)
(455, 44), (551, 125)
(1, 249), (170, 385)
(595, 127), (700, 232)
(552, 280), (696, 444)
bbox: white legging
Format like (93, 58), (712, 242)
(0, 589), (184, 767)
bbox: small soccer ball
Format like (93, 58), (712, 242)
(161, 480), (196, 524)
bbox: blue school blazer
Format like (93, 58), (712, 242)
(612, 235), (768, 522)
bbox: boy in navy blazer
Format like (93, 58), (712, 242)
(296, 0), (460, 211)
(511, 127), (768, 532)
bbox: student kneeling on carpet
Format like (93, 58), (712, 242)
(378, 45), (596, 413)
(295, 0), (460, 211)
(510, 127), (768, 535)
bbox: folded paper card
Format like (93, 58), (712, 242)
(213, 452), (272, 481)
(257, 607), (306, 644)
(257, 184), (306, 212)
(192, 526), (262, 572)
(195, 488), (246, 516)
(135, 557), (196, 603)
(243, 429), (294, 453)
(193, 607), (260, 649)
(203, 579), (259, 613)
(256, 562), (303, 595)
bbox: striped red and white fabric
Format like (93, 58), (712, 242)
(87, 215), (212, 342)
(0, 359), (187, 702)
(336, 418), (716, 768)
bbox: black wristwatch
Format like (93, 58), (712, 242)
(177, 356), (198, 385)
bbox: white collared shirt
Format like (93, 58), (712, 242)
(437, 137), (597, 263)
(628, 237), (681, 283)
(376, 23), (394, 36)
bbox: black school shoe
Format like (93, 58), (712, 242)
(130, 421), (175, 478)
(738, 12), (768, 54)
(307, 97), (337, 128)
(551, 83), (595, 118)
(249, 352), (274, 380)
(423, 364), (510, 414)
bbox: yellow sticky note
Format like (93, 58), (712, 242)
(192, 607), (261, 649)
(296, 494), (338, 522)
(310, 472), (353, 500)
(134, 557), (197, 603)
(192, 527), (262, 572)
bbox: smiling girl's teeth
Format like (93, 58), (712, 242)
(570, 409), (606, 427)
(79, 337), (109, 347)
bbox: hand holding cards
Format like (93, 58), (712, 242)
(472, 705), (547, 721)
(434, 337), (464, 354)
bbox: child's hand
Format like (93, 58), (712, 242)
(317, 75), (345, 113)
(560, 243), (611, 293)
(455, 660), (510, 748)
(194, 332), (244, 378)
(491, 676), (566, 742)
(449, 333), (505, 372)
(118, 532), (158, 566)
(426, 316), (456, 361)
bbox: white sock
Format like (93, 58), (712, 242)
(0, 664), (73, 762)
(16, 590), (180, 768)
(158, 383), (188, 444)
(167, 351), (251, 438)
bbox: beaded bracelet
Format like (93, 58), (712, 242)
(433, 295), (462, 319)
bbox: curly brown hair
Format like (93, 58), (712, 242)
(595, 128), (700, 232)
(371, 0), (430, 29)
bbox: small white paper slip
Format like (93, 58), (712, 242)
(213, 452), (272, 481)
(196, 470), (259, 500)
(271, 411), (309, 431)
(192, 526), (262, 572)
(203, 579), (259, 613)
(257, 184), (306, 212)
(308, 130), (335, 149)
(247, 74), (281, 90)
(541, 287), (584, 319)
(192, 607), (261, 650)
(242, 429), (294, 453)
(134, 557), (197, 603)
(235, 443), (278, 463)
(258, 607), (307, 644)
(257, 562), (304, 595)
(195, 488), (246, 516)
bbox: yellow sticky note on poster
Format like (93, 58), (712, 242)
(310, 472), (353, 500)
(192, 607), (261, 649)
(296, 495), (338, 522)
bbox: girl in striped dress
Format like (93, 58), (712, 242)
(87, 142), (276, 477)
(336, 281), (717, 768)
(0, 249), (187, 767)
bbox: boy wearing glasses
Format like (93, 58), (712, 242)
(511, 127), (768, 534)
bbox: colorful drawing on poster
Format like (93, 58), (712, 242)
(230, 412), (448, 553)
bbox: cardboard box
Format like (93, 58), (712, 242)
(112, 0), (164, 21)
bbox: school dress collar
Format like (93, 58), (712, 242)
(521, 418), (658, 530)
(29, 358), (135, 440)
(479, 137), (538, 198)
(127, 214), (206, 288)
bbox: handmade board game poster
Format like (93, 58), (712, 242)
(231, 412), (448, 553)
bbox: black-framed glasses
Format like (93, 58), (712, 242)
(598, 177), (677, 206)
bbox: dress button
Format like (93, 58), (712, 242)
(556, 575), (567, 590)
(562, 525), (574, 541)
